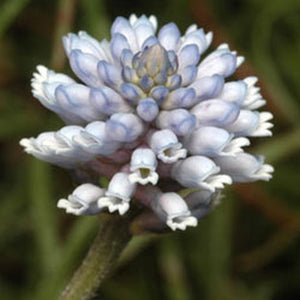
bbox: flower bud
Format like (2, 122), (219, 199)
(130, 14), (157, 48)
(110, 33), (130, 62)
(74, 121), (121, 155)
(136, 98), (159, 122)
(111, 17), (138, 52)
(218, 80), (247, 105)
(55, 83), (102, 122)
(69, 50), (102, 87)
(197, 44), (244, 78)
(158, 23), (181, 51)
(90, 86), (132, 115)
(121, 83), (145, 104)
(191, 99), (240, 127)
(150, 86), (169, 104)
(63, 31), (108, 60)
(162, 87), (196, 109)
(179, 66), (197, 86)
(180, 27), (212, 55)
(177, 44), (200, 69)
(190, 75), (224, 102)
(106, 113), (145, 143)
(31, 65), (83, 124)
(138, 44), (173, 76)
(156, 109), (196, 136)
(97, 61), (122, 88)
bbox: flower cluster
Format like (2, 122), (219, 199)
(20, 15), (273, 231)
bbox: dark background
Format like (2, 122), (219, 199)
(0, 0), (300, 299)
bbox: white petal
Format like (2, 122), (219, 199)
(149, 129), (187, 163)
(98, 173), (136, 215)
(172, 156), (219, 186)
(184, 126), (233, 156)
(69, 50), (102, 87)
(214, 153), (274, 182)
(106, 113), (145, 143)
(156, 109), (196, 136)
(191, 99), (240, 127)
(152, 192), (198, 231)
(158, 23), (181, 51)
(57, 183), (105, 215)
(129, 148), (159, 185)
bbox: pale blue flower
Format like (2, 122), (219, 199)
(98, 172), (136, 215)
(136, 98), (159, 121)
(148, 129), (187, 163)
(129, 148), (159, 185)
(214, 153), (274, 182)
(171, 156), (232, 192)
(156, 109), (196, 136)
(151, 192), (198, 231)
(184, 126), (250, 157)
(74, 121), (121, 155)
(105, 112), (145, 142)
(191, 99), (240, 127)
(57, 183), (105, 215)
(20, 14), (273, 231)
(225, 110), (273, 137)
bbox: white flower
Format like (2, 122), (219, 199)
(98, 172), (136, 215)
(156, 109), (196, 136)
(74, 121), (121, 156)
(152, 192), (198, 231)
(57, 183), (105, 215)
(148, 129), (187, 163)
(129, 148), (159, 185)
(20, 130), (92, 168)
(191, 99), (240, 127)
(197, 43), (244, 78)
(20, 14), (273, 231)
(172, 156), (232, 192)
(136, 98), (159, 122)
(214, 153), (274, 182)
(184, 126), (250, 157)
(242, 77), (266, 109)
(225, 110), (273, 137)
(105, 113), (145, 142)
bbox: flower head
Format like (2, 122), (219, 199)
(20, 14), (273, 231)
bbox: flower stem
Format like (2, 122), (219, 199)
(60, 213), (132, 300)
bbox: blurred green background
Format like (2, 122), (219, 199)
(1, 0), (300, 299)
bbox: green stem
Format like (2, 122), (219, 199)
(60, 214), (132, 300)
